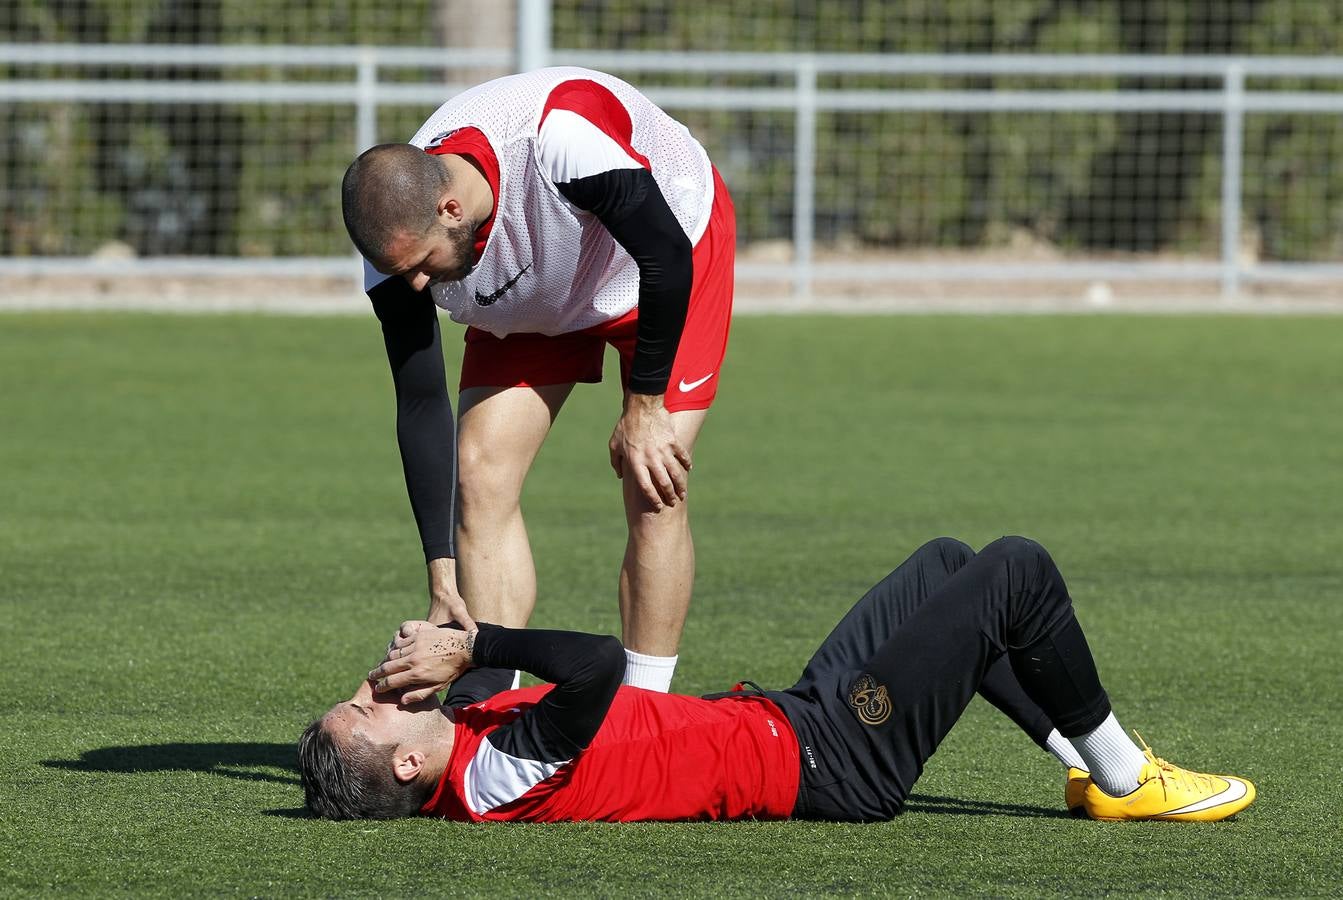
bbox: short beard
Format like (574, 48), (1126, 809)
(433, 220), (480, 284)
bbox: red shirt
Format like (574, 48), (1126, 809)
(421, 685), (801, 823)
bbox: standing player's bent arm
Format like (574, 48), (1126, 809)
(556, 169), (693, 396)
(468, 624), (626, 759)
(369, 279), (457, 562)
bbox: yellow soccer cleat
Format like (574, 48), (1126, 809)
(1080, 736), (1256, 823)
(1065, 767), (1091, 817)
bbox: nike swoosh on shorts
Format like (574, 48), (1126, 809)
(678, 373), (714, 392)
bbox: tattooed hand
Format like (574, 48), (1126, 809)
(368, 620), (477, 704)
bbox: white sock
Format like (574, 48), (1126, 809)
(1069, 712), (1148, 797)
(622, 649), (678, 692)
(510, 669), (521, 691)
(1045, 728), (1087, 770)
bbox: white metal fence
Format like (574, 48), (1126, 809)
(4, 33), (1343, 303)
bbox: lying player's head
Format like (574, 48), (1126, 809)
(298, 677), (446, 820)
(341, 143), (478, 290)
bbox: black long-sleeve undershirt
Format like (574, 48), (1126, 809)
(463, 623), (626, 761)
(556, 167), (694, 395)
(369, 278), (457, 562)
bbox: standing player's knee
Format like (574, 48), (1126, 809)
(457, 436), (524, 517)
(625, 489), (690, 536)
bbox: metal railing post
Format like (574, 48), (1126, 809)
(516, 0), (552, 73)
(355, 48), (378, 153)
(1221, 63), (1245, 300)
(354, 48), (379, 294)
(793, 57), (817, 300)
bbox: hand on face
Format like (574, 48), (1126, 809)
(369, 620), (476, 704)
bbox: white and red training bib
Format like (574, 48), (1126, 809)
(363, 67), (714, 338)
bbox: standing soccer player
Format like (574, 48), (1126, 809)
(341, 68), (736, 693)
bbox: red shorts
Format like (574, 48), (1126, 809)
(459, 167), (735, 413)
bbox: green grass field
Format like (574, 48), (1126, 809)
(2, 311), (1340, 897)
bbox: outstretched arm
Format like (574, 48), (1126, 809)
(368, 276), (473, 629)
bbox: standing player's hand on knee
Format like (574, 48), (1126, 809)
(370, 622), (477, 704)
(611, 393), (691, 509)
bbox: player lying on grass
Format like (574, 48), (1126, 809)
(299, 536), (1256, 823)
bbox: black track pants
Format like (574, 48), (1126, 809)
(770, 536), (1110, 821)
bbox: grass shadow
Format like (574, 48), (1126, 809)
(263, 806), (315, 818)
(903, 793), (1072, 819)
(42, 742), (299, 785)
(41, 746), (1069, 821)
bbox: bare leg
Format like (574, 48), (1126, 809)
(455, 383), (573, 628)
(619, 407), (708, 657)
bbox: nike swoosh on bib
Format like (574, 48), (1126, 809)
(474, 263), (531, 306)
(678, 373), (714, 392)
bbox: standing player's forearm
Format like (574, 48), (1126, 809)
(370, 280), (459, 561)
(611, 205), (693, 394)
(554, 167), (693, 395)
(394, 397), (457, 561)
(625, 229), (692, 394)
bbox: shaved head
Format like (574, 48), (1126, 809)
(341, 143), (453, 262)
